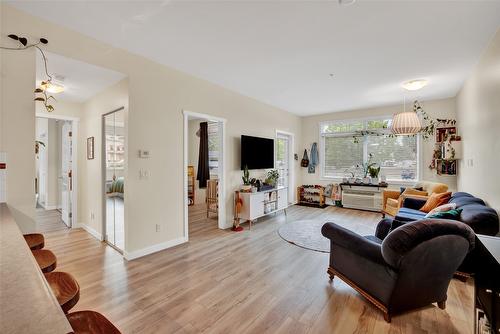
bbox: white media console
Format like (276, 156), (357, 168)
(237, 186), (288, 228)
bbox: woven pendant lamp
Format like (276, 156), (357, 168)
(391, 98), (422, 135)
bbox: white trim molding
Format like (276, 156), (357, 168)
(75, 223), (103, 241)
(123, 236), (188, 261)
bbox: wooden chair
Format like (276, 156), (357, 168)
(67, 311), (121, 334)
(23, 233), (44, 250)
(206, 179), (218, 218)
(45, 271), (80, 313)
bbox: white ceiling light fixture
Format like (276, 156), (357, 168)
(391, 98), (422, 135)
(402, 79), (428, 91)
(338, 0), (356, 5)
(41, 81), (65, 94)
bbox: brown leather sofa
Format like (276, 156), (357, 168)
(321, 219), (475, 322)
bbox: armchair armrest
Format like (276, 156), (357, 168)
(322, 222), (386, 266)
(401, 196), (427, 210)
(383, 190), (401, 209)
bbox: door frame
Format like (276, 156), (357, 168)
(183, 110), (228, 239)
(275, 130), (295, 204)
(101, 107), (126, 254)
(35, 112), (79, 228)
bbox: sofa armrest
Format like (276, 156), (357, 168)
(402, 196), (427, 210)
(322, 222), (386, 266)
(375, 218), (393, 240)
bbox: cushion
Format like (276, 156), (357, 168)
(395, 207), (427, 222)
(420, 192), (452, 213)
(426, 208), (463, 220)
(425, 203), (457, 218)
(386, 198), (399, 208)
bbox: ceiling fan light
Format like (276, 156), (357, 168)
(391, 111), (422, 135)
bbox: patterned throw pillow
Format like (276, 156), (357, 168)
(420, 192), (452, 213)
(425, 203), (457, 218)
(426, 208), (463, 220)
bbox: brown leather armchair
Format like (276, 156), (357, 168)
(321, 219), (475, 322)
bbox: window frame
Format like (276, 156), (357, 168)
(318, 116), (421, 184)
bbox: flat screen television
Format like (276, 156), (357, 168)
(240, 135), (274, 170)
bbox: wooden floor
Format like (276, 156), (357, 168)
(40, 204), (474, 334)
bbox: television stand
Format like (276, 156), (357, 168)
(234, 187), (288, 229)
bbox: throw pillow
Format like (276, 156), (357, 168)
(420, 192), (452, 213)
(427, 208), (463, 220)
(425, 203), (457, 218)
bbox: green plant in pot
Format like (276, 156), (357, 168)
(265, 169), (280, 188)
(241, 165), (251, 191)
(368, 165), (381, 184)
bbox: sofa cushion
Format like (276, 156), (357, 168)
(459, 204), (499, 235)
(450, 193), (485, 207)
(395, 207), (426, 222)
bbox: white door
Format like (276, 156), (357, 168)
(60, 121), (72, 227)
(276, 134), (290, 187)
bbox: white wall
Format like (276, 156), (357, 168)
(300, 97), (458, 191)
(0, 4), (301, 255)
(46, 119), (60, 208)
(456, 29), (500, 211)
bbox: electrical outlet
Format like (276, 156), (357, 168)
(156, 224), (161, 232)
(90, 212), (95, 220)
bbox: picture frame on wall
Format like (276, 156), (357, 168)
(87, 137), (94, 160)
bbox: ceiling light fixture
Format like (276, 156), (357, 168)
(338, 0), (356, 5)
(402, 79), (428, 91)
(41, 81), (65, 94)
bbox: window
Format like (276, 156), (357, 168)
(320, 118), (419, 181)
(207, 121), (219, 178)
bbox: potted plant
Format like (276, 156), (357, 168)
(368, 165), (381, 184)
(241, 165), (251, 191)
(265, 169), (280, 188)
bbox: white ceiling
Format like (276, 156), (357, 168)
(15, 1), (500, 115)
(36, 51), (126, 103)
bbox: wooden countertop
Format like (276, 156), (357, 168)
(0, 204), (73, 334)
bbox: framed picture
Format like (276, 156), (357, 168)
(87, 137), (94, 160)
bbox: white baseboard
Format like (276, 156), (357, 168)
(74, 223), (103, 241)
(123, 236), (187, 261)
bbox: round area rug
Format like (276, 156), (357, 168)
(278, 220), (330, 253)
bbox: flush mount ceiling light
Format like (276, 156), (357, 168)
(402, 79), (428, 91)
(338, 0), (356, 5)
(41, 81), (65, 94)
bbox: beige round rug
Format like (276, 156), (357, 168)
(278, 220), (330, 253)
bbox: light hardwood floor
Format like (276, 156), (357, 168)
(40, 204), (473, 334)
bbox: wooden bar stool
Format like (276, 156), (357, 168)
(32, 249), (57, 273)
(23, 233), (45, 250)
(67, 311), (121, 334)
(45, 272), (80, 313)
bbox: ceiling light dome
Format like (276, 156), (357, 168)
(391, 111), (422, 135)
(402, 79), (428, 91)
(338, 0), (356, 5)
(41, 81), (65, 94)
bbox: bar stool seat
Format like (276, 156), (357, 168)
(45, 272), (80, 313)
(67, 311), (121, 334)
(23, 233), (44, 250)
(32, 249), (57, 273)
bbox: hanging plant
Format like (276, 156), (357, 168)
(1, 34), (55, 112)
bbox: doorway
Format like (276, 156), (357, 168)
(103, 107), (125, 252)
(183, 111), (227, 240)
(276, 130), (294, 205)
(35, 113), (78, 230)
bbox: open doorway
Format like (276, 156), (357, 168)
(184, 111), (226, 240)
(103, 108), (125, 252)
(276, 130), (295, 205)
(35, 114), (78, 231)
